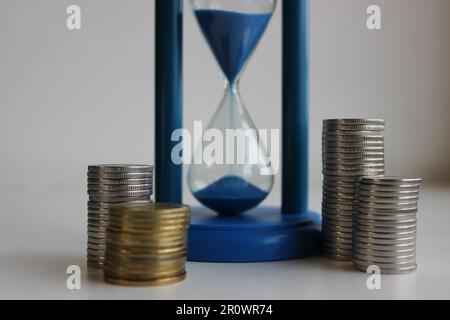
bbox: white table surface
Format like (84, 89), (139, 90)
(1, 185), (449, 300)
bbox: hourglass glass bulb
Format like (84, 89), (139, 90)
(189, 0), (276, 215)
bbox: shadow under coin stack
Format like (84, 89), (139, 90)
(322, 119), (385, 261)
(104, 203), (190, 286)
(352, 176), (422, 274)
(87, 165), (153, 269)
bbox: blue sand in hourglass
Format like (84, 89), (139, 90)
(194, 9), (271, 83)
(193, 175), (268, 215)
(192, 10), (272, 215)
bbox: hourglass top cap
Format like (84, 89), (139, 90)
(191, 0), (276, 14)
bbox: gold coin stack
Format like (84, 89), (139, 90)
(104, 202), (190, 286)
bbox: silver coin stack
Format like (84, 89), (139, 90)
(322, 119), (385, 261)
(352, 176), (421, 274)
(87, 164), (153, 269)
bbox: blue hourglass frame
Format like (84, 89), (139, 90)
(155, 0), (321, 262)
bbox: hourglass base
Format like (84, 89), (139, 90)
(187, 206), (322, 262)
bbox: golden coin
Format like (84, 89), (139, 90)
(104, 272), (186, 286)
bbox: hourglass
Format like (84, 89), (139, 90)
(188, 0), (276, 216)
(155, 0), (321, 262)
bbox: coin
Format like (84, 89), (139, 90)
(353, 263), (417, 274)
(88, 189), (153, 197)
(102, 201), (190, 285)
(88, 177), (153, 185)
(353, 247), (415, 257)
(88, 164), (153, 172)
(87, 171), (153, 179)
(353, 234), (416, 245)
(88, 195), (152, 203)
(352, 258), (417, 269)
(104, 272), (186, 287)
(87, 184), (153, 192)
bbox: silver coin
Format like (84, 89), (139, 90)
(322, 201), (354, 211)
(353, 217), (417, 227)
(353, 205), (417, 215)
(87, 237), (107, 245)
(324, 123), (385, 130)
(353, 230), (416, 241)
(355, 189), (420, 198)
(322, 210), (353, 219)
(322, 210), (354, 219)
(324, 158), (385, 166)
(322, 230), (353, 239)
(87, 242), (107, 250)
(322, 219), (354, 228)
(322, 145), (385, 154)
(323, 247), (353, 257)
(353, 263), (417, 274)
(87, 254), (105, 262)
(322, 215), (353, 225)
(323, 140), (384, 148)
(355, 194), (419, 203)
(323, 150), (385, 158)
(352, 252), (416, 263)
(87, 189), (153, 197)
(322, 241), (352, 251)
(87, 183), (153, 192)
(322, 229), (352, 244)
(87, 200), (151, 209)
(353, 247), (415, 257)
(353, 239), (415, 250)
(87, 248), (105, 257)
(323, 139), (384, 146)
(323, 252), (352, 261)
(323, 119), (384, 126)
(87, 171), (153, 179)
(87, 211), (109, 219)
(323, 136), (384, 144)
(353, 212), (416, 222)
(352, 257), (416, 269)
(323, 163), (385, 172)
(322, 201), (355, 210)
(322, 186), (357, 195)
(356, 183), (420, 192)
(87, 206), (110, 214)
(323, 146), (385, 153)
(88, 219), (109, 227)
(323, 185), (356, 193)
(87, 231), (107, 238)
(323, 169), (385, 177)
(353, 219), (417, 230)
(87, 177), (153, 185)
(353, 223), (416, 233)
(353, 234), (416, 245)
(323, 192), (355, 201)
(323, 182), (359, 190)
(88, 225), (108, 234)
(88, 195), (152, 203)
(323, 128), (384, 135)
(359, 176), (422, 185)
(88, 164), (153, 173)
(324, 174), (368, 181)
(324, 119), (385, 125)
(353, 200), (417, 210)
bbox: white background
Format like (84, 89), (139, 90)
(0, 0), (449, 203)
(0, 0), (449, 299)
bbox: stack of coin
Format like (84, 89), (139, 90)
(322, 119), (385, 261)
(87, 164), (153, 269)
(104, 203), (190, 286)
(352, 176), (421, 274)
